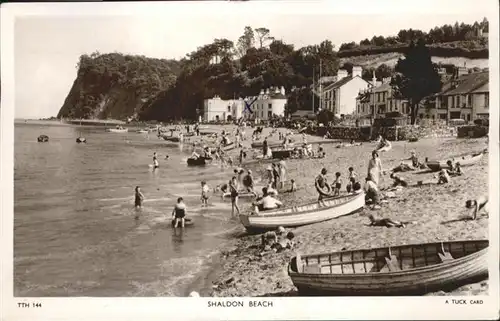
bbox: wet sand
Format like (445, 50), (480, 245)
(202, 126), (489, 297)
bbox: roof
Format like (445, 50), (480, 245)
(471, 83), (488, 93)
(372, 83), (391, 93)
(268, 93), (287, 99)
(323, 76), (353, 91)
(441, 72), (489, 96)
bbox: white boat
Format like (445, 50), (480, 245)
(288, 239), (489, 296)
(137, 129), (149, 134)
(107, 126), (128, 133)
(239, 192), (365, 232)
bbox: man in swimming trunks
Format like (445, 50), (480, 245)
(172, 197), (187, 228)
(315, 168), (330, 201)
(229, 176), (240, 216)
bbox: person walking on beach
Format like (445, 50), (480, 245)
(201, 181), (210, 207)
(367, 150), (383, 186)
(172, 197), (187, 228)
(266, 166), (274, 187)
(315, 168), (330, 201)
(229, 176), (240, 216)
(134, 186), (145, 209)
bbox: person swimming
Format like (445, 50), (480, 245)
(172, 197), (187, 228)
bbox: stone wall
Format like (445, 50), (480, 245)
(457, 125), (489, 138)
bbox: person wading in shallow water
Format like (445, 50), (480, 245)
(172, 197), (187, 228)
(229, 176), (240, 217)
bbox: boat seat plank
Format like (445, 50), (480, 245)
(438, 251), (454, 263)
(303, 264), (322, 274)
(380, 255), (401, 272)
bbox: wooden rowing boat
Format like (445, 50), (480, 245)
(288, 239), (489, 296)
(187, 156), (212, 166)
(163, 135), (180, 142)
(239, 192), (365, 232)
(107, 128), (128, 133)
(426, 151), (484, 172)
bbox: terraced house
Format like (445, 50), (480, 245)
(355, 77), (410, 118)
(425, 69), (489, 122)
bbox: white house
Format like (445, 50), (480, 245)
(321, 66), (372, 116)
(355, 77), (410, 117)
(203, 86), (287, 122)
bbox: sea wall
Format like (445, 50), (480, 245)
(457, 125), (489, 138)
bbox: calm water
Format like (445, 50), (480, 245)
(14, 122), (247, 297)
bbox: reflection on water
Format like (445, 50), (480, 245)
(14, 123), (245, 297)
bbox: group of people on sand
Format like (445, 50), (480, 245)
(314, 167), (363, 202)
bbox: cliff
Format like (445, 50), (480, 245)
(57, 52), (181, 120)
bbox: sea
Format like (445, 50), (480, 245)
(13, 121), (251, 297)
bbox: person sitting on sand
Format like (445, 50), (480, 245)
(466, 196), (488, 220)
(390, 173), (409, 187)
(364, 176), (381, 209)
(253, 187), (283, 212)
(447, 161), (463, 177)
(271, 231), (296, 252)
(200, 181), (210, 207)
(437, 168), (450, 184)
(332, 172), (342, 196)
(453, 162), (463, 176)
(366, 213), (407, 228)
(134, 186), (145, 209)
(317, 144), (324, 157)
(315, 168), (330, 201)
(172, 197), (187, 228)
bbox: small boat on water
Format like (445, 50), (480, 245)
(288, 239), (489, 296)
(187, 156), (212, 166)
(426, 151), (485, 172)
(37, 135), (49, 142)
(137, 129), (149, 134)
(107, 126), (128, 133)
(171, 218), (194, 227)
(239, 192), (365, 232)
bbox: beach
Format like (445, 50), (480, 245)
(204, 127), (489, 297)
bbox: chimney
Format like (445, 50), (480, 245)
(382, 77), (391, 84)
(372, 70), (377, 86)
(337, 69), (348, 80)
(352, 66), (362, 78)
(259, 89), (265, 95)
(265, 88), (270, 95)
(457, 66), (468, 77)
(280, 86), (286, 95)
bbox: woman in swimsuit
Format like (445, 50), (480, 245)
(172, 197), (187, 228)
(229, 176), (240, 216)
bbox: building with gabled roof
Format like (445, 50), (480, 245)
(320, 66), (372, 116)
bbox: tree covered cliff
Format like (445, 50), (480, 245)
(57, 52), (181, 120)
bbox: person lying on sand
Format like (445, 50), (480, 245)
(253, 187), (283, 213)
(366, 214), (413, 228)
(390, 173), (409, 187)
(466, 196), (488, 220)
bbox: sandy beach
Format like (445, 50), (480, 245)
(193, 126), (489, 297)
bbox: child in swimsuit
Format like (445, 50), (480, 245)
(153, 152), (159, 169)
(332, 172), (342, 196)
(201, 181), (210, 207)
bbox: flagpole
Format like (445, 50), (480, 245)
(319, 59), (322, 112)
(312, 67), (315, 113)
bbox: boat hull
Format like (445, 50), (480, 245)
(107, 129), (128, 133)
(427, 152), (484, 172)
(239, 192), (365, 231)
(187, 157), (212, 166)
(288, 240), (488, 296)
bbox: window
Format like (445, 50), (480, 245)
(467, 95), (472, 107)
(268, 103), (272, 110)
(467, 114), (471, 122)
(440, 113), (447, 120)
(485, 93), (489, 107)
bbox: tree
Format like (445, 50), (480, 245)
(254, 27), (274, 48)
(390, 39), (442, 124)
(236, 26), (255, 58)
(375, 64), (393, 80)
(317, 109), (335, 126)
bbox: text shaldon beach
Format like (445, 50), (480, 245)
(207, 300), (273, 308)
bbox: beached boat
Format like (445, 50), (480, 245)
(288, 239), (489, 296)
(272, 149), (294, 159)
(426, 151), (485, 172)
(239, 192), (365, 232)
(187, 156), (212, 166)
(251, 141), (284, 149)
(107, 127), (128, 133)
(163, 135), (180, 142)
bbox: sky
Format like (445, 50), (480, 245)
(5, 0), (495, 119)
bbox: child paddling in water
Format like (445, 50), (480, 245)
(201, 181), (210, 207)
(134, 186), (145, 213)
(172, 197), (187, 228)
